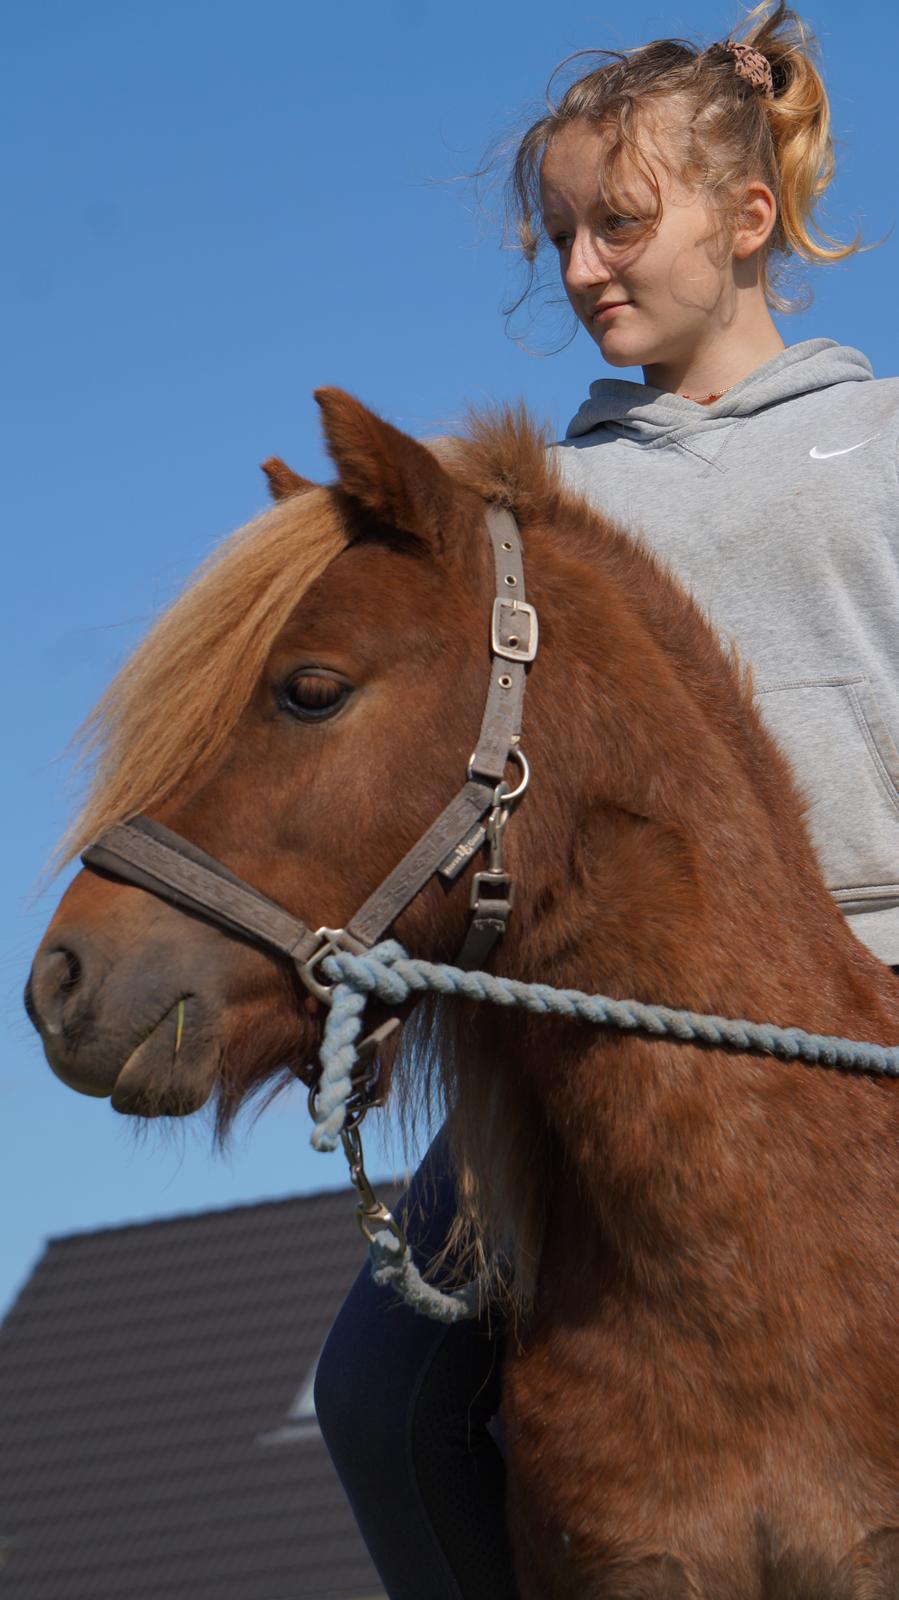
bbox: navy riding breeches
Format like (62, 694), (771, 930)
(314, 1132), (518, 1599)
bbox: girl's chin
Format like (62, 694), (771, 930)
(587, 320), (647, 369)
(592, 334), (645, 369)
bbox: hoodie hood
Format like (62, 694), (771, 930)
(565, 339), (873, 447)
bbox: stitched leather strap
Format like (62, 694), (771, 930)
(84, 817), (323, 964)
(347, 507), (536, 946)
(467, 506), (536, 781)
(346, 779), (495, 946)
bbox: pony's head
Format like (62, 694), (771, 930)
(26, 390), (551, 1123)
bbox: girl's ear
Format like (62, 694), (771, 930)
(314, 387), (465, 555)
(260, 457), (317, 502)
(733, 180), (778, 260)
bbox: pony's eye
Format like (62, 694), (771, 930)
(279, 672), (352, 722)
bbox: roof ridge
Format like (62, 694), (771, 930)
(45, 1174), (409, 1246)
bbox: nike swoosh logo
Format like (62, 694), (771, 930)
(809, 435), (880, 460)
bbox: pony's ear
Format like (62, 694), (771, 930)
(260, 457), (316, 502)
(314, 387), (461, 551)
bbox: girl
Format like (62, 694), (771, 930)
(315, 6), (899, 1596)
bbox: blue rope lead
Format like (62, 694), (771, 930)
(309, 938), (899, 1321)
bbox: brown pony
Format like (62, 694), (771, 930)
(26, 391), (899, 1598)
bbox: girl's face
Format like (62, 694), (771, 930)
(540, 119), (736, 379)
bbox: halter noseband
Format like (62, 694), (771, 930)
(82, 506), (538, 1012)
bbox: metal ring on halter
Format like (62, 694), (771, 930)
(497, 747), (530, 805)
(467, 746), (530, 805)
(298, 926), (368, 1003)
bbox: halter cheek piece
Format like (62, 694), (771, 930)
(81, 507), (538, 1057)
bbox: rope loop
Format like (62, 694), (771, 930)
(368, 1229), (485, 1323)
(309, 940), (899, 1321)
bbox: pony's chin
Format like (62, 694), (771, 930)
(110, 1001), (219, 1118)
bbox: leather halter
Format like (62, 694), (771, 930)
(81, 506), (539, 1008)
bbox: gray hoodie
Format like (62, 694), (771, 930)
(554, 339), (899, 963)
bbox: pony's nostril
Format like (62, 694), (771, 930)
(23, 973), (38, 1026)
(60, 947), (81, 993)
(27, 946), (84, 1036)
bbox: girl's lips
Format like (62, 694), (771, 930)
(593, 301), (630, 322)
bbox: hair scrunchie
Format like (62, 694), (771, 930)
(707, 39), (775, 97)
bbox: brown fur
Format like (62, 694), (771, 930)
(32, 390), (899, 1596)
(261, 456), (316, 501)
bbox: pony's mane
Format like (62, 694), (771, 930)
(429, 401), (558, 522)
(62, 488), (346, 862)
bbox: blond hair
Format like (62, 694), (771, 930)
(510, 2), (859, 314)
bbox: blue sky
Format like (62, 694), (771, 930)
(3, 0), (897, 1319)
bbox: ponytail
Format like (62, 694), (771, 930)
(740, 1), (858, 268)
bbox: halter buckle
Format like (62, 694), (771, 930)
(491, 598), (539, 663)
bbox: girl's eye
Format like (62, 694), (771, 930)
(604, 213), (638, 235)
(551, 231), (573, 252)
(279, 672), (352, 722)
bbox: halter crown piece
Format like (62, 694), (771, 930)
(707, 39), (775, 98)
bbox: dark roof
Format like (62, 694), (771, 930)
(0, 1183), (405, 1600)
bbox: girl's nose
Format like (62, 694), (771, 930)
(565, 232), (611, 292)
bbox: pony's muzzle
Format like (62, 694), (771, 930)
(26, 921), (219, 1114)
